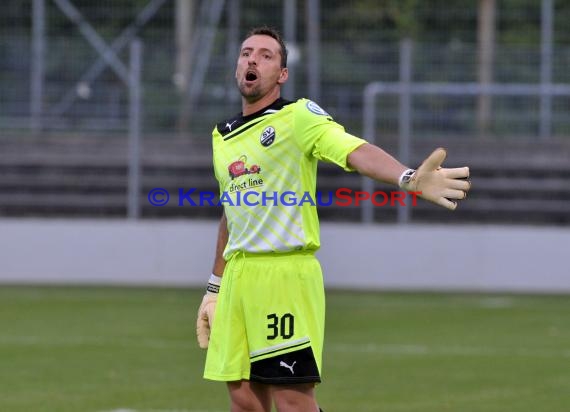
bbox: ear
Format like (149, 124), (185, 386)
(277, 68), (289, 85)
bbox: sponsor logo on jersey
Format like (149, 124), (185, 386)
(226, 155), (264, 192)
(260, 126), (276, 147)
(227, 155), (261, 180)
(306, 100), (329, 116)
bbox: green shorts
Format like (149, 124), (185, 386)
(203, 251), (325, 384)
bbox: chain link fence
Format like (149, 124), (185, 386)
(1, 1), (570, 223)
(2, 0), (570, 139)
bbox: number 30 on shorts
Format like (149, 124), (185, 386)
(267, 313), (295, 340)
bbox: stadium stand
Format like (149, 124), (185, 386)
(1, 134), (568, 224)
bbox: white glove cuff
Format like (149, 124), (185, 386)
(206, 273), (222, 294)
(398, 168), (416, 187)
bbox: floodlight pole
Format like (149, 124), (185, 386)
(30, 0), (45, 133)
(128, 39), (143, 220)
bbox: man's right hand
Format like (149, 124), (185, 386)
(196, 274), (221, 349)
(196, 293), (217, 349)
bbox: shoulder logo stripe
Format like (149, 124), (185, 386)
(223, 119), (265, 141)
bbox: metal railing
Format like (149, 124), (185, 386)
(361, 80), (570, 224)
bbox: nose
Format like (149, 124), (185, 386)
(247, 53), (257, 66)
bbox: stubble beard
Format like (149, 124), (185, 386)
(238, 80), (262, 103)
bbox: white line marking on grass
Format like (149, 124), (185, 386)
(3, 336), (570, 359)
(99, 409), (225, 412)
(330, 295), (520, 309)
(329, 342), (570, 358)
(477, 297), (515, 308)
(383, 387), (522, 411)
(0, 335), (190, 349)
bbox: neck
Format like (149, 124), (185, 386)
(242, 88), (281, 116)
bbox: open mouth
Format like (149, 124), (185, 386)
(245, 71), (258, 81)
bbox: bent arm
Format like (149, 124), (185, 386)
(347, 143), (408, 185)
(212, 212), (228, 276)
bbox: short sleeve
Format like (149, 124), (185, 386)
(293, 99), (367, 171)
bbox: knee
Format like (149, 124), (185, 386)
(230, 392), (259, 412)
(273, 397), (318, 412)
(272, 384), (318, 412)
(228, 381), (271, 412)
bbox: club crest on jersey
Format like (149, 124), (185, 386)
(306, 100), (329, 116)
(227, 155), (261, 180)
(260, 126), (276, 147)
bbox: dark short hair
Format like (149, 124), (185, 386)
(244, 26), (288, 68)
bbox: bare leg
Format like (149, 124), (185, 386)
(227, 380), (272, 412)
(271, 383), (319, 412)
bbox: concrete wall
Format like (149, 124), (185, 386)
(1, 219), (568, 293)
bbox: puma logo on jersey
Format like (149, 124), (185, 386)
(279, 360), (297, 375)
(225, 120), (237, 131)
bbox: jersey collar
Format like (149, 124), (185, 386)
(216, 98), (293, 137)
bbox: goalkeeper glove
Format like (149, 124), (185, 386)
(196, 273), (221, 349)
(399, 148), (470, 210)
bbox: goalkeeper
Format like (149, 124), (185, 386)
(197, 26), (470, 412)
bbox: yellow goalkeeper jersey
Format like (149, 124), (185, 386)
(212, 98), (366, 259)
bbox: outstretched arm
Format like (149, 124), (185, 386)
(347, 143), (470, 210)
(347, 143), (408, 185)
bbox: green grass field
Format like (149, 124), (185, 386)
(1, 286), (569, 412)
